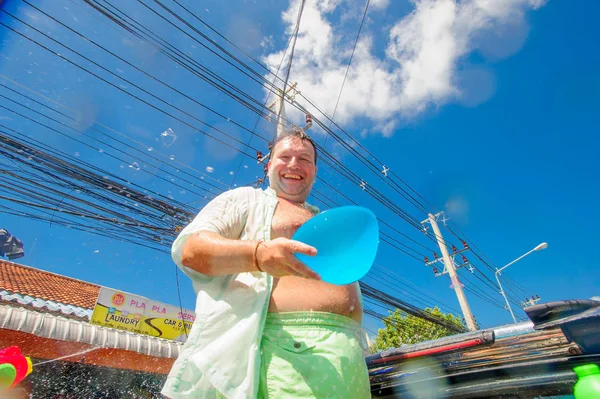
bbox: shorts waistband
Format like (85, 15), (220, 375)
(265, 311), (361, 330)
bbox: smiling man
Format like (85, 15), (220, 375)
(162, 128), (370, 399)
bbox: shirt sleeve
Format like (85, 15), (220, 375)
(171, 188), (250, 281)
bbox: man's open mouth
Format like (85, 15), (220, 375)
(282, 173), (302, 180)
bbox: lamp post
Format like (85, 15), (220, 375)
(495, 242), (548, 323)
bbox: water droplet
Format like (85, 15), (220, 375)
(169, 155), (175, 161)
(98, 148), (104, 153)
(147, 147), (153, 152)
(74, 152), (80, 157)
(160, 128), (177, 147)
(206, 166), (214, 173)
(129, 162), (140, 171)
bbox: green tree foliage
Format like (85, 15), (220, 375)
(370, 307), (465, 353)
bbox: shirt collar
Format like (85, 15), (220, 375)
(264, 187), (319, 215)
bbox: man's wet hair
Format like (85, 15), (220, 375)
(269, 127), (318, 165)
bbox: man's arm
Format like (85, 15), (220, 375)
(181, 231), (321, 280)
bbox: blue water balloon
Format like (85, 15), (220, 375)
(292, 206), (379, 285)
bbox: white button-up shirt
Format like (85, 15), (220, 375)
(162, 187), (318, 399)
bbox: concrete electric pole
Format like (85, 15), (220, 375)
(422, 212), (478, 331)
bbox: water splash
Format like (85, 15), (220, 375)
(34, 347), (100, 366)
(160, 128), (177, 147)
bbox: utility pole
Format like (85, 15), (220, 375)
(268, 82), (298, 137)
(422, 212), (477, 331)
(257, 82), (313, 165)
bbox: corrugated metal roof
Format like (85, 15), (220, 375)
(0, 260), (99, 309)
(0, 290), (93, 319)
(0, 304), (181, 358)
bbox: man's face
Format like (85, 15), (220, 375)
(268, 137), (317, 202)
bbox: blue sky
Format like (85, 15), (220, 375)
(0, 0), (599, 337)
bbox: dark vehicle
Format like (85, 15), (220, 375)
(368, 299), (600, 399)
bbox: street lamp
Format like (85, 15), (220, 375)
(495, 242), (548, 323)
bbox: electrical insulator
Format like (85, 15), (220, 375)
(263, 164), (268, 174)
(462, 240), (469, 249)
(535, 294), (540, 299)
(433, 267), (439, 275)
(462, 255), (468, 264)
(256, 151), (263, 160)
(424, 256), (429, 264)
(452, 244), (457, 253)
(434, 252), (439, 259)
(305, 114), (312, 124)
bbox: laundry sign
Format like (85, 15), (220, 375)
(90, 287), (195, 342)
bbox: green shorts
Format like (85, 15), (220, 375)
(258, 312), (371, 399)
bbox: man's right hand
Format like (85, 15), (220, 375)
(255, 238), (320, 280)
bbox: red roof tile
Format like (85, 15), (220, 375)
(0, 260), (100, 309)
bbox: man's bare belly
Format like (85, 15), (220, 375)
(267, 198), (363, 323)
(269, 276), (362, 322)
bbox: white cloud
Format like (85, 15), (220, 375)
(264, 0), (547, 136)
(370, 0), (390, 10)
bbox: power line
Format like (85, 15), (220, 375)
(328, 0), (370, 128)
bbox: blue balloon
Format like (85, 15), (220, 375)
(292, 206), (379, 285)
